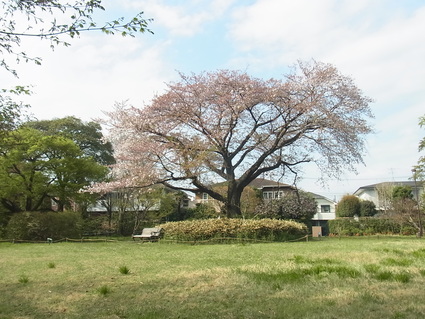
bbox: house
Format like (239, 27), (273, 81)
(192, 178), (295, 209)
(86, 186), (191, 215)
(248, 180), (337, 224)
(353, 181), (424, 211)
(193, 178), (336, 234)
(309, 192), (337, 236)
(248, 178), (296, 200)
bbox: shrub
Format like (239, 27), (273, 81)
(329, 217), (402, 236)
(6, 212), (32, 240)
(187, 204), (219, 220)
(157, 218), (307, 242)
(401, 225), (417, 235)
(0, 210), (12, 238)
(6, 211), (83, 240)
(360, 200), (377, 217)
(82, 215), (112, 235)
(336, 195), (360, 217)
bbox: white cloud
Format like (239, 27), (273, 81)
(228, 1), (425, 100)
(124, 0), (237, 36)
(3, 33), (174, 121)
(226, 0), (425, 197)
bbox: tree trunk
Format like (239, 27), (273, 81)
(224, 186), (242, 218)
(117, 209), (124, 236)
(25, 196), (33, 211)
(57, 201), (65, 212)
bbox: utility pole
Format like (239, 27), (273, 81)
(412, 168), (423, 237)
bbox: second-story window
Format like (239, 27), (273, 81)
(321, 205), (331, 213)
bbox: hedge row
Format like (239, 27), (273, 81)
(6, 211), (83, 240)
(328, 218), (417, 236)
(157, 218), (307, 242)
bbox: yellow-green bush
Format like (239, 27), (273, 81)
(157, 218), (307, 242)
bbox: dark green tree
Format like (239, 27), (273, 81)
(0, 125), (107, 213)
(360, 200), (377, 217)
(25, 116), (115, 165)
(392, 186), (413, 200)
(336, 195), (361, 217)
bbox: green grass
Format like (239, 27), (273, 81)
(380, 257), (413, 267)
(119, 265), (130, 274)
(97, 284), (111, 296)
(18, 274), (29, 284)
(1, 237), (425, 318)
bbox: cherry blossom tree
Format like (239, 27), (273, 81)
(98, 61), (373, 217)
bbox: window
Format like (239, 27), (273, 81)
(202, 193), (209, 200)
(263, 191), (284, 200)
(263, 191), (273, 199)
(321, 205), (331, 213)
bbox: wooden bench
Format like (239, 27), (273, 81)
(132, 228), (162, 242)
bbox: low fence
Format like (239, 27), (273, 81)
(0, 238), (120, 244)
(155, 235), (310, 245)
(0, 235), (310, 245)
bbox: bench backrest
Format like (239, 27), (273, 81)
(141, 228), (162, 236)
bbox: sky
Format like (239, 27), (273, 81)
(2, 0), (425, 201)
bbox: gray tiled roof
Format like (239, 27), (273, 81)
(354, 181), (423, 194)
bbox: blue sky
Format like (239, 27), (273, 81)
(2, 0), (425, 200)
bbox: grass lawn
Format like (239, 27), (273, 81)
(1, 237), (425, 319)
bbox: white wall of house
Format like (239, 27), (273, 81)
(311, 195), (336, 221)
(192, 193), (223, 211)
(353, 181), (424, 211)
(356, 189), (377, 205)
